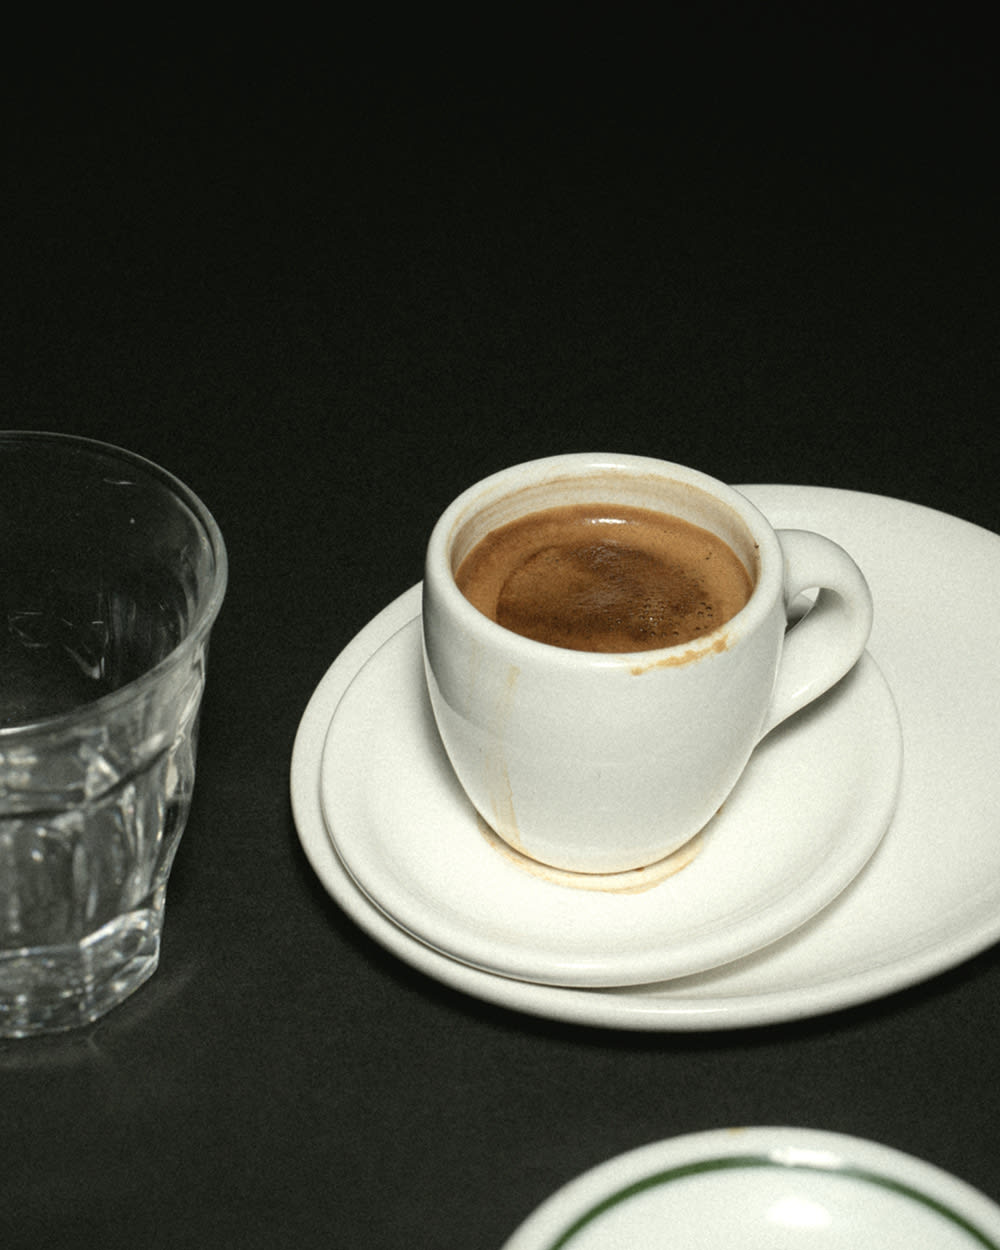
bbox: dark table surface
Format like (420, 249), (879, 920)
(4, 17), (999, 1248)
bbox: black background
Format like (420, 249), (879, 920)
(3, 13), (998, 1247)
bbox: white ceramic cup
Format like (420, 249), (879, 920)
(422, 453), (873, 875)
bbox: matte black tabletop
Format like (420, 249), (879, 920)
(4, 18), (999, 1247)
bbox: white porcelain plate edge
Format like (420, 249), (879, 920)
(498, 1127), (1000, 1249)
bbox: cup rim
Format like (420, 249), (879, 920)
(0, 431), (229, 737)
(425, 451), (784, 667)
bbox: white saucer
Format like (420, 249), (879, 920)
(319, 614), (899, 987)
(291, 486), (1000, 1029)
(499, 1128), (1000, 1249)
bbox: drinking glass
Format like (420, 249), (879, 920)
(1, 432), (227, 1036)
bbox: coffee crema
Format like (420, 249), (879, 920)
(455, 502), (753, 653)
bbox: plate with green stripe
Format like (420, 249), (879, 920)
(501, 1128), (1000, 1249)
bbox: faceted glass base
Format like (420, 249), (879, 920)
(0, 908), (162, 1037)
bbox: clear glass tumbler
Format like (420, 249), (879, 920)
(1, 432), (227, 1036)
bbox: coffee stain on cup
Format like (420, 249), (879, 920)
(484, 664), (523, 849)
(629, 630), (732, 675)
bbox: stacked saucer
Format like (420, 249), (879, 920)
(318, 609), (899, 989)
(291, 486), (1000, 1030)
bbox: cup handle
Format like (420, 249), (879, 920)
(758, 529), (874, 739)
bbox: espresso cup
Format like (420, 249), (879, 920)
(422, 453), (873, 875)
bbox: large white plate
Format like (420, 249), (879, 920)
(320, 616), (899, 987)
(499, 1128), (1000, 1249)
(290, 486), (1000, 1029)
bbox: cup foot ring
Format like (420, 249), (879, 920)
(475, 818), (704, 893)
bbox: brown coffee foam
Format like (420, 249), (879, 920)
(455, 503), (752, 652)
